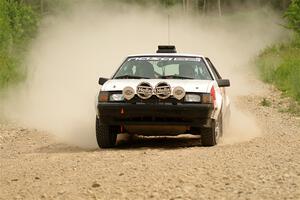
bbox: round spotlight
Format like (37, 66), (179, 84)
(173, 86), (185, 100)
(136, 82), (153, 99)
(122, 86), (135, 100)
(155, 82), (171, 99)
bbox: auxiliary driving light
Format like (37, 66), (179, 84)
(173, 86), (185, 100)
(122, 86), (135, 100)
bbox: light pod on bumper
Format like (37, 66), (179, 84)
(173, 86), (185, 100)
(154, 82), (171, 99)
(122, 86), (135, 100)
(137, 82), (153, 99)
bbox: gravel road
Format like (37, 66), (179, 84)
(1, 85), (300, 200)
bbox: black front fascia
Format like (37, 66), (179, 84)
(97, 102), (213, 127)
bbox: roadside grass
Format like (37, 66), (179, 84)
(0, 55), (26, 89)
(256, 35), (300, 115)
(0, 1), (39, 90)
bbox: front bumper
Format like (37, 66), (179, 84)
(97, 102), (213, 127)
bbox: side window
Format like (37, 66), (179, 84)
(205, 58), (222, 80)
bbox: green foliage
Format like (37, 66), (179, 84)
(0, 54), (25, 88)
(256, 36), (300, 106)
(284, 0), (300, 34)
(0, 0), (39, 88)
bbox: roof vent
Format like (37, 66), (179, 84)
(156, 45), (177, 53)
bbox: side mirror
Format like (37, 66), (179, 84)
(217, 79), (230, 87)
(98, 77), (108, 85)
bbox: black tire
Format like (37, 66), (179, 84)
(201, 114), (222, 146)
(96, 117), (117, 148)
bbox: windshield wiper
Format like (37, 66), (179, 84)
(159, 75), (194, 80)
(114, 75), (150, 79)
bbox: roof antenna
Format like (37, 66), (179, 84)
(168, 14), (170, 45)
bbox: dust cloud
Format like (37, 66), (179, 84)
(2, 2), (286, 147)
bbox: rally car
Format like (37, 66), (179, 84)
(96, 45), (230, 148)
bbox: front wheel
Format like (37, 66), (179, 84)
(201, 114), (222, 146)
(96, 117), (118, 148)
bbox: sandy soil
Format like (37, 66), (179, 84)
(1, 85), (300, 200)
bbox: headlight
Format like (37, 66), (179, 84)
(109, 93), (124, 101)
(185, 94), (201, 102)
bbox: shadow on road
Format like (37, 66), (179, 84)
(35, 135), (203, 153)
(115, 134), (202, 149)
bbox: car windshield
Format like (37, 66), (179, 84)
(113, 56), (213, 80)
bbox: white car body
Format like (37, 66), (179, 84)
(96, 46), (230, 147)
(100, 53), (230, 120)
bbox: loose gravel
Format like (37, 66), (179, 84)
(1, 85), (299, 200)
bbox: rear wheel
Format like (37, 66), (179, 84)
(201, 114), (222, 146)
(96, 117), (118, 148)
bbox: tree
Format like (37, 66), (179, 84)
(217, 0), (222, 16)
(202, 0), (207, 13)
(284, 0), (300, 34)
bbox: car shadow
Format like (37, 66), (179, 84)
(35, 135), (204, 153)
(115, 134), (203, 149)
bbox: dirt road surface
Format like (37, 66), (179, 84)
(1, 85), (300, 200)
